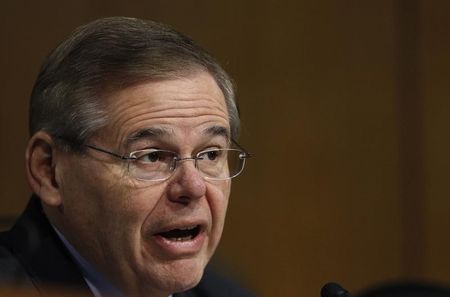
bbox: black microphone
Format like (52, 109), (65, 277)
(321, 282), (352, 297)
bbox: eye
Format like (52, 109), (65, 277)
(133, 150), (174, 164)
(141, 151), (160, 163)
(199, 149), (223, 161)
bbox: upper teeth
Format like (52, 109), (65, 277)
(178, 226), (196, 231)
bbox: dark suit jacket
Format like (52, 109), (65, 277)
(0, 196), (255, 297)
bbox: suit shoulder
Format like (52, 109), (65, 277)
(0, 238), (33, 286)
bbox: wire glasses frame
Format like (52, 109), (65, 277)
(85, 140), (250, 181)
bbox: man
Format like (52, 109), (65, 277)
(0, 17), (252, 297)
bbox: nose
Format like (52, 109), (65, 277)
(167, 158), (206, 204)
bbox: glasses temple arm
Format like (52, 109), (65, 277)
(86, 145), (135, 160)
(231, 139), (252, 158)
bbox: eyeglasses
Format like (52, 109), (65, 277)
(85, 142), (250, 181)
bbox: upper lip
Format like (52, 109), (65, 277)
(152, 219), (208, 235)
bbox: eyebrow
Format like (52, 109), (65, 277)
(125, 125), (230, 147)
(203, 125), (230, 142)
(126, 127), (174, 146)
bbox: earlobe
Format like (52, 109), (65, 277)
(25, 131), (62, 207)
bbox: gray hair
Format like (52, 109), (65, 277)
(29, 17), (239, 150)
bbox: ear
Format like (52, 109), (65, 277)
(25, 131), (63, 207)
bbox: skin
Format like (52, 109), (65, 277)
(26, 71), (232, 297)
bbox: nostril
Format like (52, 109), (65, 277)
(173, 196), (191, 205)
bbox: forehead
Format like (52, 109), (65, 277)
(99, 71), (230, 147)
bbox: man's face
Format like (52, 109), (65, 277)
(54, 71), (231, 296)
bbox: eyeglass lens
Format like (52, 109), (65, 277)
(129, 149), (246, 181)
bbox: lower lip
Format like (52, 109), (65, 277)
(152, 231), (206, 257)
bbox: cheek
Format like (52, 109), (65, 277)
(208, 181), (231, 231)
(217, 181), (231, 212)
(118, 183), (168, 235)
(57, 160), (103, 215)
(74, 181), (165, 260)
(105, 182), (166, 232)
(58, 159), (158, 232)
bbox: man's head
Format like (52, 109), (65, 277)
(29, 16), (239, 149)
(25, 17), (247, 297)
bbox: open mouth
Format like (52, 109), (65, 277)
(156, 225), (201, 242)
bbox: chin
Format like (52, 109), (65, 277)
(140, 258), (207, 295)
(167, 272), (203, 294)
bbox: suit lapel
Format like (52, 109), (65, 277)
(6, 196), (93, 296)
